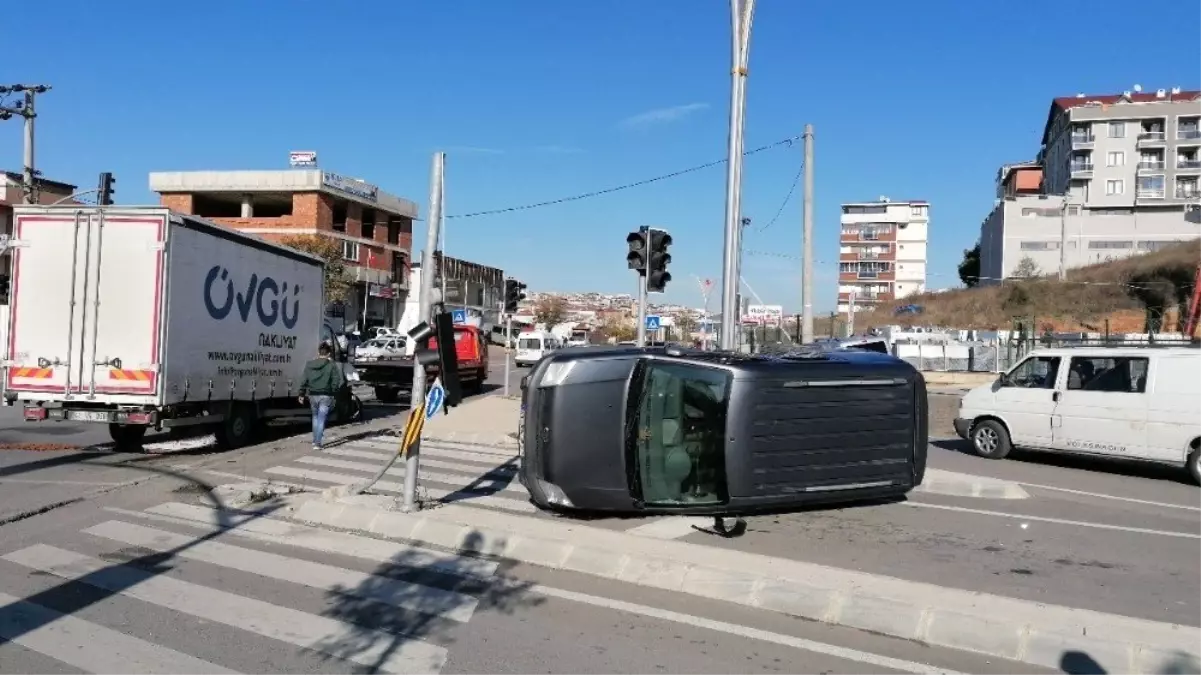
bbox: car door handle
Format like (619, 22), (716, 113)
(1052, 391), (1061, 402)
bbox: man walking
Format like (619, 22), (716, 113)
(299, 342), (346, 450)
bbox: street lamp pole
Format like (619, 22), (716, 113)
(718, 0), (756, 350)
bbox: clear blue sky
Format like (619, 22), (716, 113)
(5, 0), (1198, 313)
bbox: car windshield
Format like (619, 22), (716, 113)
(518, 338), (541, 350)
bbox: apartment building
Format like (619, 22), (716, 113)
(837, 197), (928, 315)
(977, 86), (1201, 284)
(1042, 86), (1201, 206)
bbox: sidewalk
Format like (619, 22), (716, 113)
(422, 395), (519, 448)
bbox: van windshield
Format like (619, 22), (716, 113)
(626, 361), (731, 506)
(518, 338), (541, 350)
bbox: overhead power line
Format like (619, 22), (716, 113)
(756, 151), (803, 233)
(444, 134), (801, 220)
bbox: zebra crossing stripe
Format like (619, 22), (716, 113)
(81, 520), (480, 622)
(0, 590), (237, 674)
(362, 438), (517, 461)
(122, 503), (499, 578)
(295, 455), (527, 497)
(264, 466), (537, 514)
(1, 544), (448, 674)
(324, 446), (518, 477)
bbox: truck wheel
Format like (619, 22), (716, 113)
(1187, 441), (1200, 486)
(215, 404), (255, 450)
(468, 369), (486, 394)
(970, 419), (1011, 460)
(109, 423), (147, 450)
(374, 387), (400, 404)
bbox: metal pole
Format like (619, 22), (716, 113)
(503, 314), (512, 396)
(1058, 200), (1067, 280)
(636, 269), (648, 347)
(401, 152), (444, 511)
(22, 91), (35, 204)
(719, 0), (755, 350)
(801, 124), (815, 343)
(847, 291), (857, 336)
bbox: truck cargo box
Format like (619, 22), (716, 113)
(5, 206), (325, 409)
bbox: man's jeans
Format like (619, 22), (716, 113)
(309, 395), (333, 447)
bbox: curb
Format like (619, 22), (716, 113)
(285, 494), (1200, 674)
(915, 469), (1030, 500)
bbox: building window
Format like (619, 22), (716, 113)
(1106, 151), (1125, 167)
(1020, 241), (1059, 251)
(1020, 207), (1058, 217)
(910, 205), (928, 217)
(1105, 179), (1124, 195)
(1137, 241), (1175, 251)
(342, 239), (360, 262)
(842, 205), (888, 215)
(1136, 175), (1166, 198)
(1088, 240), (1133, 250)
(1108, 122), (1125, 138)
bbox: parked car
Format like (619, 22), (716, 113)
(355, 337), (407, 360)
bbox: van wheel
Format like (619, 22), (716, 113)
(970, 420), (1011, 460)
(1188, 441), (1201, 486)
(215, 404), (255, 450)
(109, 423), (147, 450)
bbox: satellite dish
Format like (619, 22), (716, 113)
(1133, 84), (1143, 92)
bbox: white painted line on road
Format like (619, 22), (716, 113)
(1, 544), (448, 674)
(264, 466), (537, 514)
(1017, 482), (1201, 512)
(0, 590), (238, 674)
(82, 520), (480, 622)
(905, 501), (1201, 539)
(526, 584), (963, 675)
(296, 455), (527, 496)
(104, 503), (499, 578)
(0, 478), (130, 486)
(624, 517), (713, 540)
(328, 446), (518, 477)
(196, 469), (308, 491)
(357, 439), (518, 465)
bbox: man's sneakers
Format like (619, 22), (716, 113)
(312, 444), (322, 452)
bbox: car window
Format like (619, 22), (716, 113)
(1005, 356), (1061, 389)
(1067, 356), (1148, 393)
(518, 338), (540, 350)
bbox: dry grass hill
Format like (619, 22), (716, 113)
(859, 239), (1200, 334)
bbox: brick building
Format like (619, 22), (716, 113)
(149, 170), (417, 331)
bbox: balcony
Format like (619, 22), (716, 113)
(1136, 188), (1166, 200)
(1069, 163), (1094, 177)
(1071, 132), (1095, 147)
(1178, 127), (1201, 141)
(839, 291), (894, 304)
(1176, 186), (1201, 200)
(1138, 161), (1166, 172)
(1177, 159), (1201, 171)
(1137, 130), (1167, 145)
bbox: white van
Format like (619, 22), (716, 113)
(954, 347), (1201, 483)
(515, 331), (561, 367)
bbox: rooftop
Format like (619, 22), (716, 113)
(1042, 87), (1201, 144)
(149, 169), (418, 219)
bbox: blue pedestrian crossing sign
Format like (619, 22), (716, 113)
(451, 308), (467, 324)
(645, 315), (661, 331)
(425, 378), (446, 420)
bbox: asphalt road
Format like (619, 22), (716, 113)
(0, 463), (1040, 674)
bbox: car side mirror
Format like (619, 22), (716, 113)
(996, 373), (1011, 387)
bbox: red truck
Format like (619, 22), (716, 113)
(353, 324), (489, 403)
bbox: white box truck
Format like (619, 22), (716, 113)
(4, 205), (358, 449)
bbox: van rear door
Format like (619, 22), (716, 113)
(7, 209), (165, 402)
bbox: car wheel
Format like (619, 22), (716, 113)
(971, 419), (1012, 460)
(1188, 441), (1200, 486)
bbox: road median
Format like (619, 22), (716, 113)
(284, 492), (1199, 674)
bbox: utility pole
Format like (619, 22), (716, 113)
(718, 0), (756, 350)
(801, 124), (815, 343)
(847, 290), (857, 337)
(1058, 199), (1069, 281)
(0, 85), (51, 204)
(401, 151), (445, 513)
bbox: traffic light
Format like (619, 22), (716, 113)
(646, 228), (672, 293)
(626, 228), (648, 271)
(503, 278), (526, 314)
(97, 172), (115, 206)
(407, 311), (462, 410)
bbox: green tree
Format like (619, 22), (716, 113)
(601, 317), (636, 342)
(673, 314), (697, 340)
(1012, 256), (1042, 279)
(279, 234), (354, 304)
(958, 242), (981, 287)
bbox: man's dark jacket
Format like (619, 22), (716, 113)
(300, 357), (345, 396)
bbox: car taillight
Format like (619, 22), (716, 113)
(124, 412), (153, 425)
(23, 406), (47, 421)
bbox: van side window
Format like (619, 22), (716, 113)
(1005, 356), (1060, 389)
(1067, 356), (1148, 393)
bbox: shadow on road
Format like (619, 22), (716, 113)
(316, 531), (543, 673)
(932, 438), (1192, 483)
